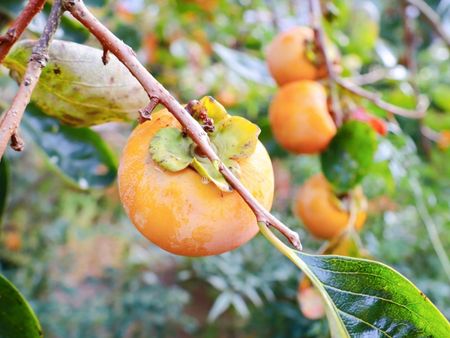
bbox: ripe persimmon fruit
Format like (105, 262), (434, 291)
(269, 81), (336, 154)
(266, 26), (338, 86)
(118, 109), (274, 257)
(293, 174), (367, 240)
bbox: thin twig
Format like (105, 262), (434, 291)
(402, 0), (418, 92)
(336, 77), (429, 119)
(350, 68), (390, 86)
(407, 0), (450, 47)
(64, 0), (301, 249)
(410, 178), (450, 282)
(0, 0), (47, 63)
(421, 126), (440, 143)
(0, 0), (64, 158)
(138, 96), (159, 123)
(308, 0), (343, 126)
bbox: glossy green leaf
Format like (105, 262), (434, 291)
(212, 116), (260, 160)
(300, 253), (450, 337)
(22, 103), (117, 189)
(4, 40), (148, 127)
(149, 128), (194, 171)
(321, 121), (377, 194)
(0, 274), (43, 338)
(259, 223), (450, 338)
(0, 157), (9, 223)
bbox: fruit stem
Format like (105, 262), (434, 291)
(185, 100), (215, 133)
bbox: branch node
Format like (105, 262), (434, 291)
(0, 29), (16, 44)
(10, 132), (24, 152)
(102, 47), (110, 65)
(138, 96), (159, 123)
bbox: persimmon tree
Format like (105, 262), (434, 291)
(0, 0), (449, 337)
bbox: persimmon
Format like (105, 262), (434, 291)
(269, 81), (336, 154)
(297, 278), (325, 320)
(266, 26), (338, 86)
(3, 231), (22, 251)
(293, 174), (367, 239)
(118, 108), (274, 257)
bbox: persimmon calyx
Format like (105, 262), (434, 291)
(149, 96), (260, 192)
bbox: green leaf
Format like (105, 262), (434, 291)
(191, 157), (233, 192)
(114, 23), (142, 51)
(0, 274), (43, 338)
(302, 253), (450, 337)
(345, 1), (379, 61)
(22, 103), (117, 189)
(0, 157), (9, 224)
(85, 0), (109, 7)
(0, 0), (26, 18)
(59, 15), (90, 43)
(4, 39), (148, 127)
(212, 116), (260, 160)
(149, 128), (194, 171)
(430, 84), (450, 112)
(321, 121), (377, 194)
(259, 223), (450, 338)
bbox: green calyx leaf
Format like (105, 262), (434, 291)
(192, 157), (234, 192)
(149, 96), (260, 192)
(149, 128), (194, 172)
(212, 116), (260, 159)
(321, 120), (377, 194)
(199, 96), (228, 123)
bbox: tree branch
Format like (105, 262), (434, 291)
(0, 0), (47, 63)
(407, 0), (450, 48)
(308, 0), (342, 126)
(0, 0), (64, 158)
(63, 0), (301, 249)
(336, 77), (428, 119)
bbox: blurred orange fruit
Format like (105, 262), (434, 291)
(3, 231), (22, 251)
(266, 26), (338, 86)
(438, 130), (450, 150)
(269, 81), (336, 154)
(293, 174), (367, 239)
(297, 278), (325, 320)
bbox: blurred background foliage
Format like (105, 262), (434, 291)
(0, 0), (449, 337)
